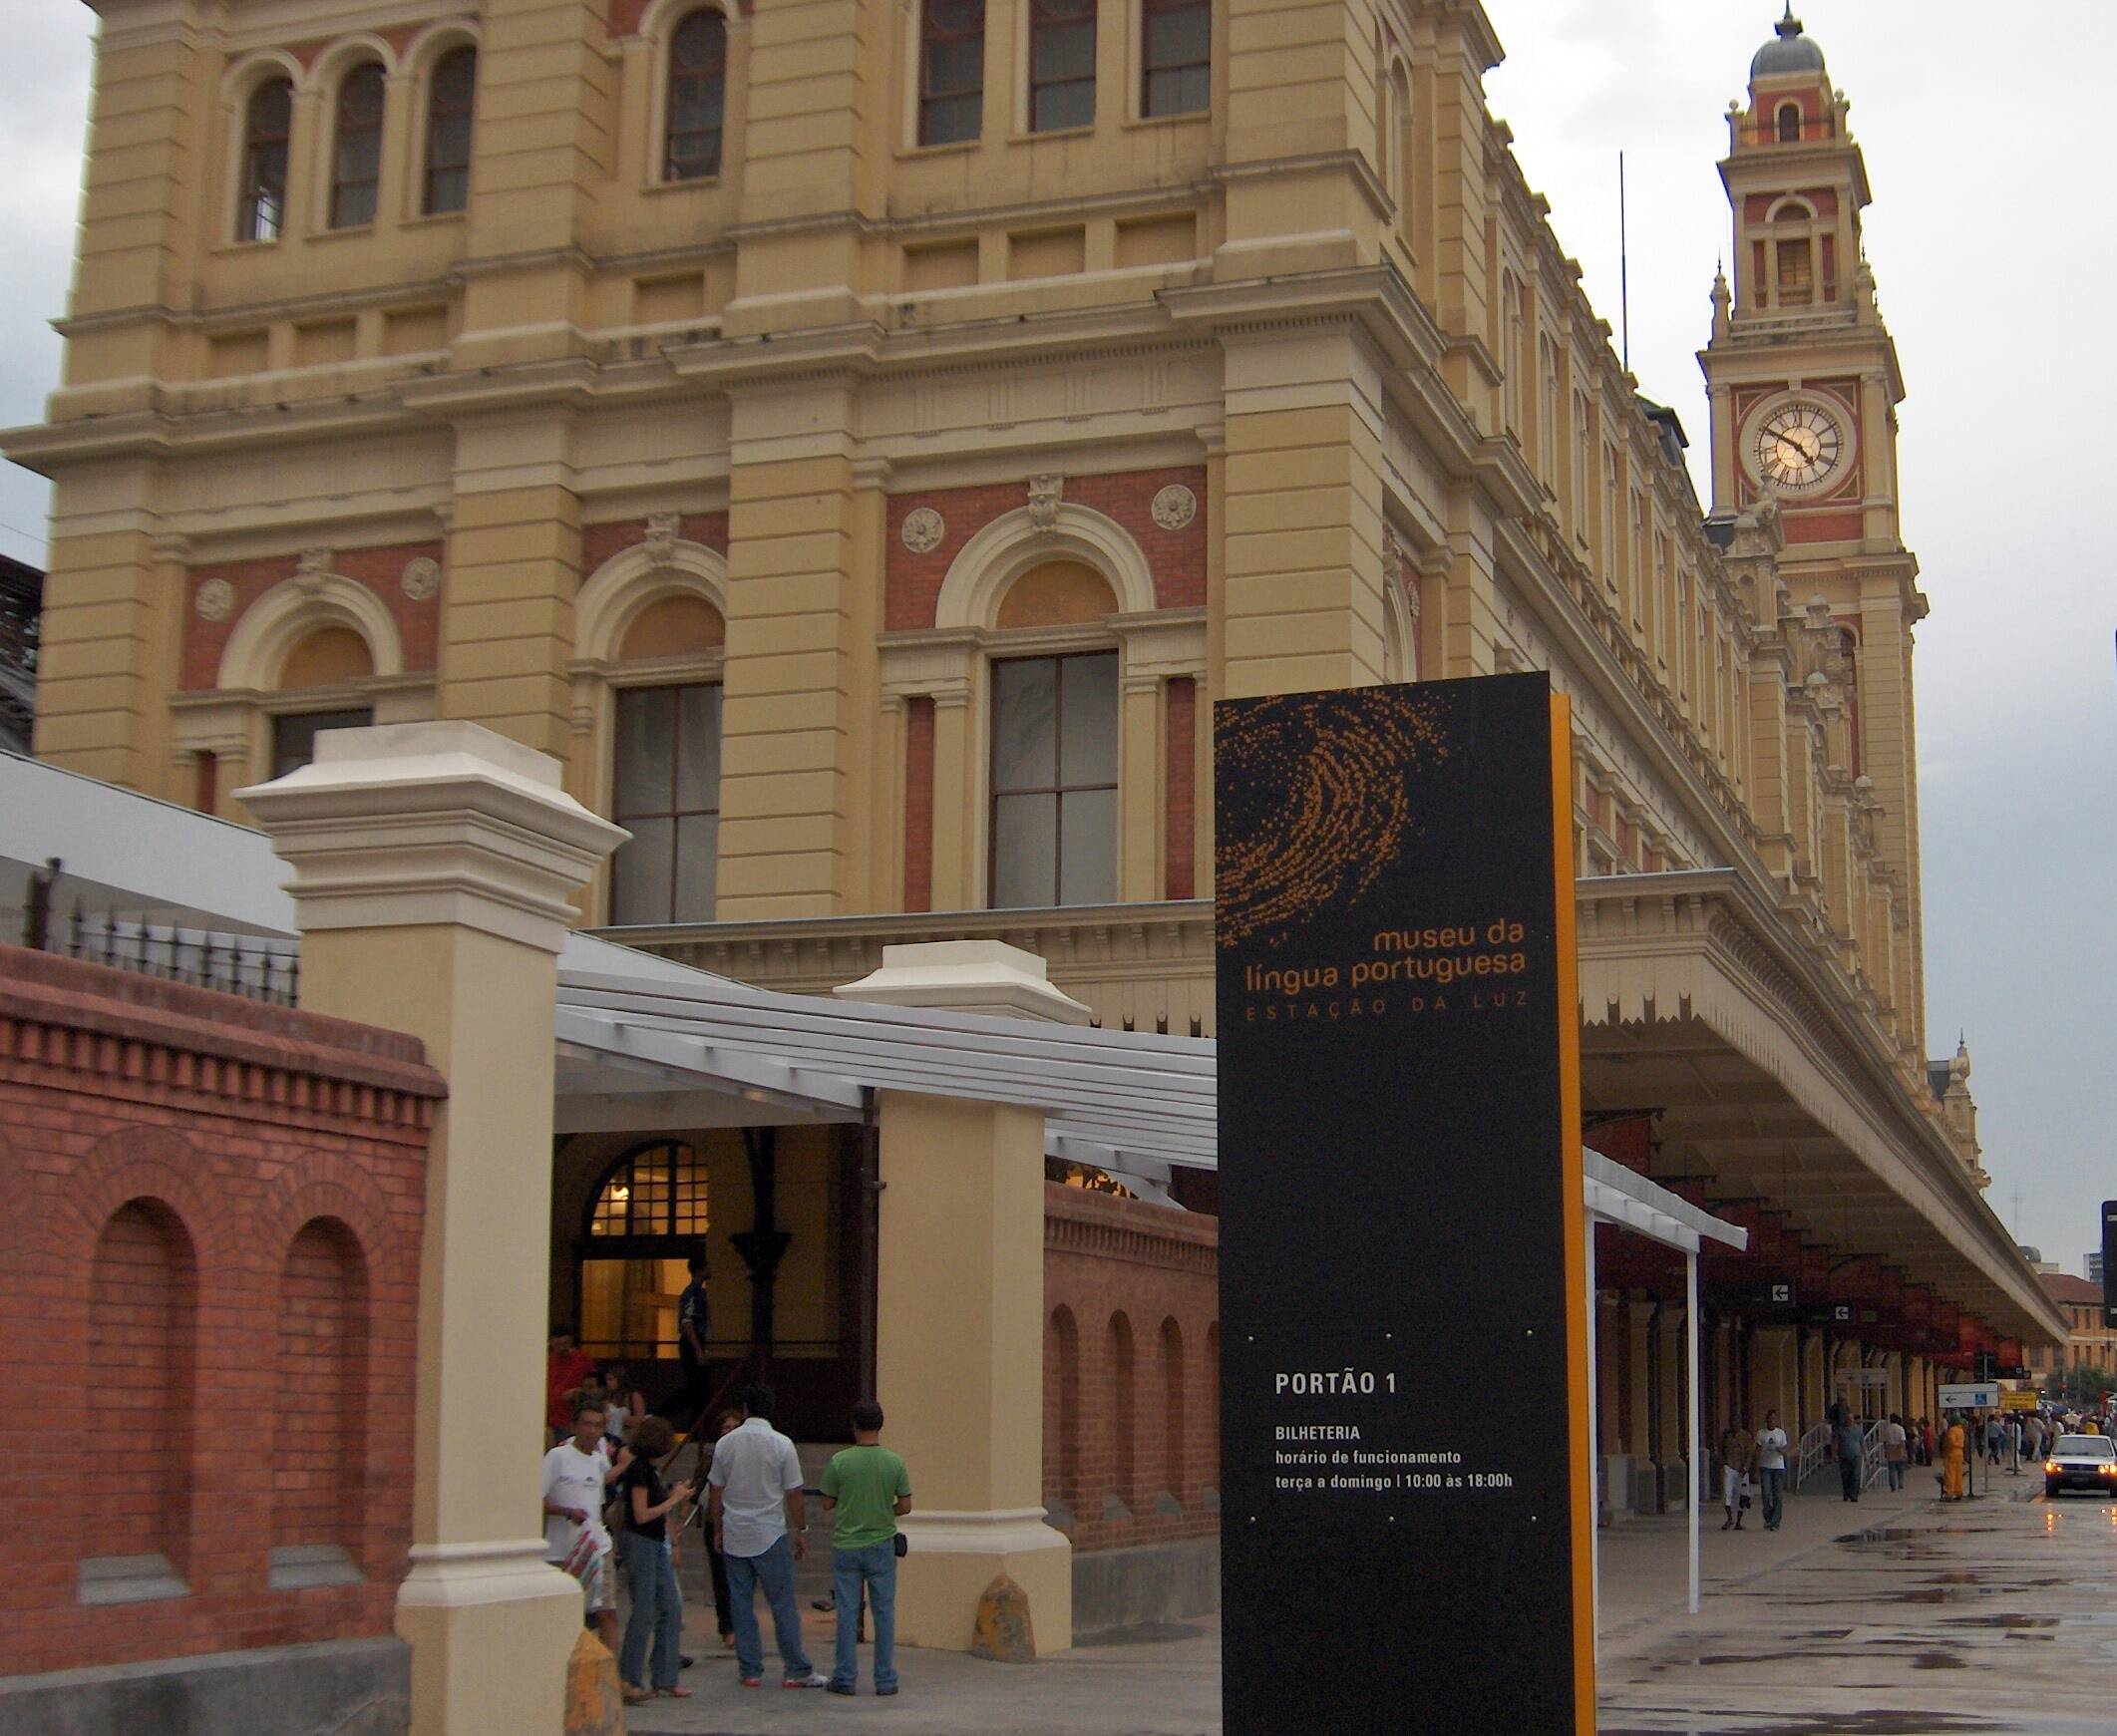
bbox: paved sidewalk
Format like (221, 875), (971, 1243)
(623, 1603), (1220, 1736)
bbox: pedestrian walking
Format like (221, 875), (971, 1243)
(616, 1416), (696, 1706)
(820, 1399), (912, 1697)
(1829, 1394), (1863, 1502)
(1918, 1417), (1935, 1467)
(1883, 1413), (1908, 1491)
(546, 1325), (596, 1447)
(1754, 1409), (1789, 1532)
(706, 1384), (829, 1690)
(1940, 1412), (1966, 1500)
(542, 1397), (627, 1655)
(1719, 1420), (1753, 1531)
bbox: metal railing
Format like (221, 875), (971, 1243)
(1861, 1424), (1886, 1491)
(1794, 1421), (1832, 1489)
(9, 900), (300, 1007)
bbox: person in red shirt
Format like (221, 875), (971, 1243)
(547, 1326), (596, 1444)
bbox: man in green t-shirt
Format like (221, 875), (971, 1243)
(818, 1399), (912, 1696)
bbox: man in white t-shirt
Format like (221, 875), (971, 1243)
(1753, 1409), (1790, 1533)
(707, 1384), (827, 1689)
(542, 1396), (627, 1654)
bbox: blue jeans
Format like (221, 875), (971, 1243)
(831, 1543), (898, 1692)
(618, 1534), (683, 1690)
(1759, 1466), (1785, 1529)
(724, 1534), (813, 1682)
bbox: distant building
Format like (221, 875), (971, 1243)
(0, 553), (39, 757)
(2089, 1252), (2105, 1284)
(2026, 1273), (2113, 1379)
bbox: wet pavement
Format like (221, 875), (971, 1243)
(621, 1480), (2117, 1733)
(1599, 1486), (2117, 1734)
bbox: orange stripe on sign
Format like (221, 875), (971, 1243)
(1550, 690), (1596, 1730)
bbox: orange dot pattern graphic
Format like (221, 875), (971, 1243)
(1214, 687), (1451, 951)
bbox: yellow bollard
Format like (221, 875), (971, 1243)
(970, 1573), (1037, 1663)
(564, 1628), (625, 1736)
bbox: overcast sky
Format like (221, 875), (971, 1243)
(2, 1), (2110, 1269)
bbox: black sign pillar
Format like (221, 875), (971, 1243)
(2102, 1202), (2117, 1329)
(1216, 674), (1593, 1735)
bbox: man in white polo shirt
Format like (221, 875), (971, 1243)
(707, 1384), (827, 1689)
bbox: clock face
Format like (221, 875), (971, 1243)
(1752, 399), (1847, 495)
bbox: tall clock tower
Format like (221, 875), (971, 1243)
(1701, 7), (1929, 1055)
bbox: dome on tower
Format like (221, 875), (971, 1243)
(1751, 8), (1826, 81)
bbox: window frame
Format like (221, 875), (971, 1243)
(1028, 0), (1097, 134)
(584, 1140), (711, 1243)
(606, 677), (725, 927)
(422, 46), (477, 215)
(327, 61), (388, 229)
(1139, 0), (1211, 121)
(917, 0), (986, 147)
(238, 76), (295, 243)
(986, 647), (1121, 910)
(663, 9), (729, 182)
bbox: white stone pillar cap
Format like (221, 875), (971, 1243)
(835, 939), (1094, 1025)
(235, 721), (628, 953)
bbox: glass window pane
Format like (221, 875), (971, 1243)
(271, 708), (371, 780)
(1034, 80), (1095, 132)
(1148, 4), (1209, 63)
(611, 818), (674, 924)
(672, 814), (718, 922)
(992, 792), (1057, 907)
(1034, 21), (1095, 81)
(1058, 652), (1117, 785)
(1059, 787), (1117, 905)
(992, 658), (1057, 791)
(675, 684), (722, 812)
(613, 687), (676, 815)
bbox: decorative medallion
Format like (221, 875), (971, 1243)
(401, 556), (441, 602)
(193, 577), (235, 622)
(1151, 484), (1198, 530)
(1026, 474), (1064, 530)
(899, 507), (945, 553)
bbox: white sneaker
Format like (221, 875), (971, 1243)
(783, 1671), (829, 1689)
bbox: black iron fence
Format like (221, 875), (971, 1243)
(9, 899), (300, 1006)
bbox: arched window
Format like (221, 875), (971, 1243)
(272, 1219), (369, 1581)
(1776, 101), (1801, 144)
(919, 0), (984, 146)
(1160, 1316), (1185, 1505)
(1142, 0), (1210, 118)
(579, 1141), (711, 1360)
(665, 11), (728, 181)
(1108, 1311), (1137, 1509)
(588, 1140), (710, 1239)
(330, 62), (387, 228)
(87, 1202), (196, 1589)
(609, 680), (723, 924)
(239, 78), (293, 241)
(990, 649), (1117, 907)
(1048, 1305), (1081, 1513)
(425, 48), (477, 213)
(1029, 0), (1096, 132)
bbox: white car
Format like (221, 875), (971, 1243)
(2042, 1433), (2117, 1497)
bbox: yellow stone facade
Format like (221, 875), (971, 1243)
(9, 0), (2055, 1364)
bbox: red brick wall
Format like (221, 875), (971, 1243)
(885, 468), (1208, 631)
(0, 946), (441, 1680)
(1042, 1184), (1219, 1555)
(579, 512), (730, 579)
(1165, 677), (1196, 900)
(182, 541), (444, 691)
(901, 696), (935, 912)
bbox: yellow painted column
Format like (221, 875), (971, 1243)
(874, 1089), (1072, 1652)
(238, 722), (625, 1736)
(1119, 674), (1162, 901)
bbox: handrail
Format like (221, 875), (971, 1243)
(1861, 1423), (1886, 1491)
(1795, 1421), (1832, 1488)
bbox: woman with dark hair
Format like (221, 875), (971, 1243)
(617, 1415), (695, 1704)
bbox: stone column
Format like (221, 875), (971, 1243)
(838, 943), (1085, 1651)
(238, 722), (624, 1736)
